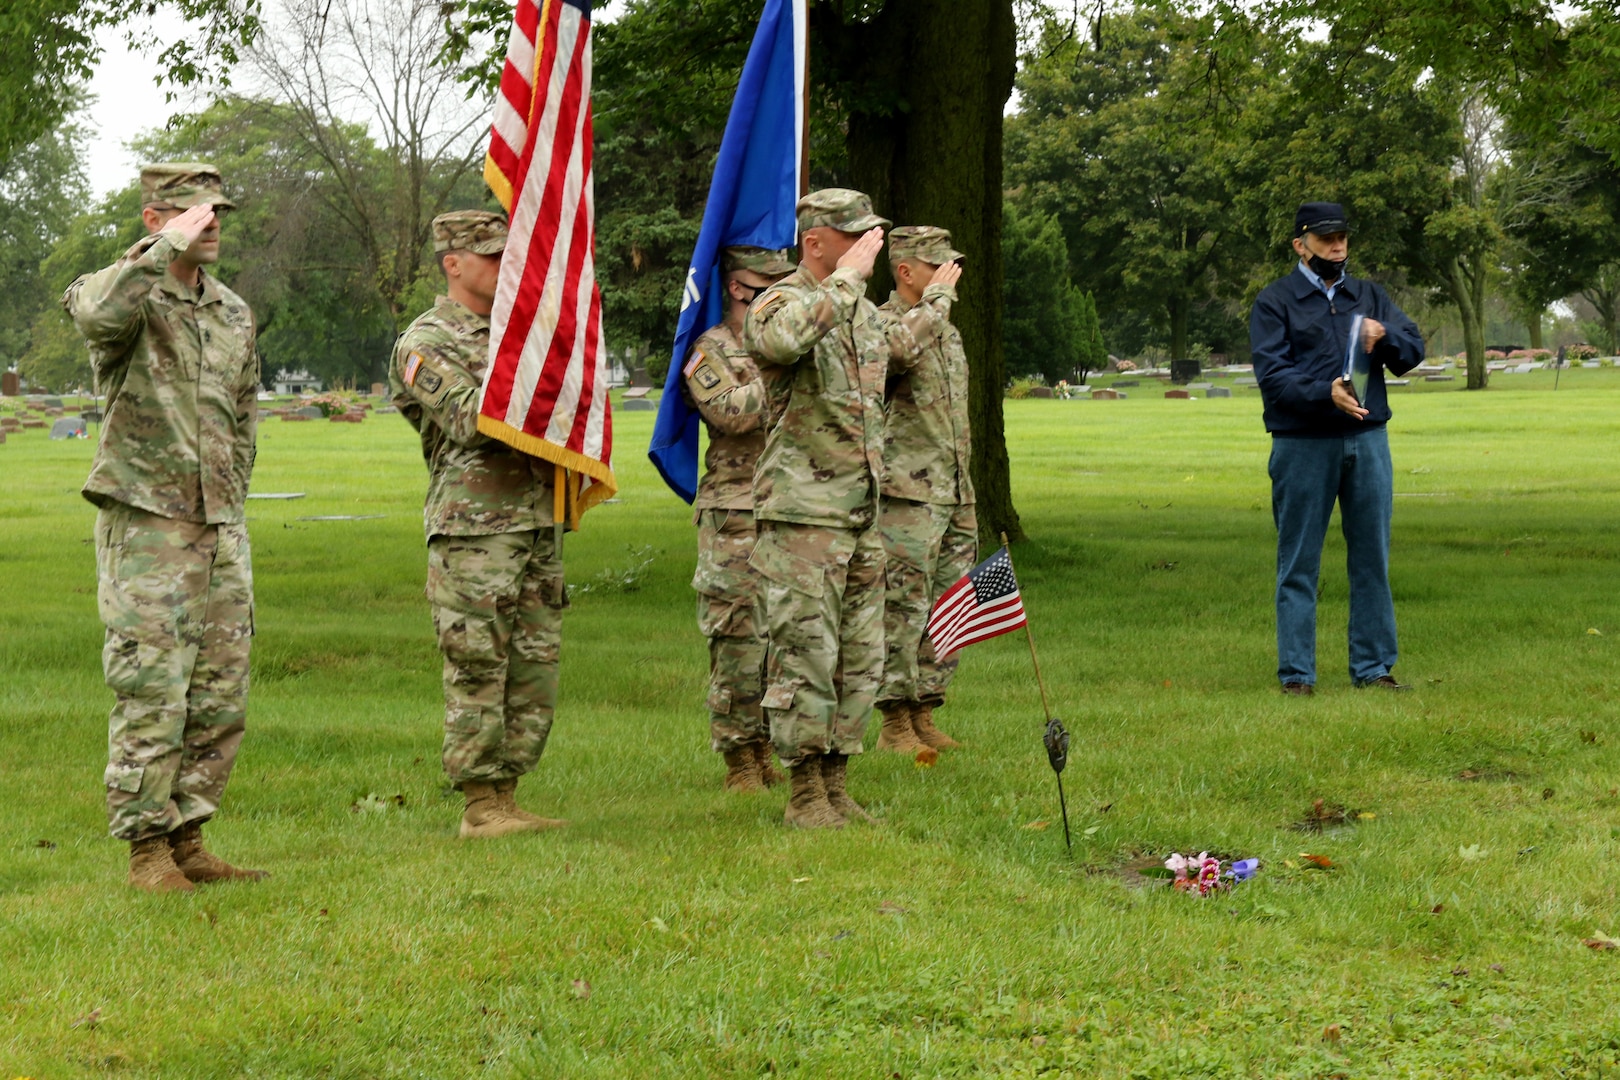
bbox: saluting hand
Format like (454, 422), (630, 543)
(928, 261), (963, 291)
(166, 203), (219, 246)
(835, 227), (886, 280)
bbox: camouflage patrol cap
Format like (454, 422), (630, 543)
(432, 210), (509, 255)
(889, 225), (964, 266)
(796, 188), (891, 234)
(721, 245), (796, 276)
(140, 162), (236, 210)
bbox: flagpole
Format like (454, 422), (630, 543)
(1001, 532), (1051, 723)
(1002, 532), (1071, 853)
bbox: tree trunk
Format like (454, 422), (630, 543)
(820, 0), (1022, 543)
(1167, 294), (1189, 362)
(1449, 257), (1488, 390)
(1526, 310), (1543, 350)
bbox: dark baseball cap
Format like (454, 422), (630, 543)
(1295, 202), (1349, 237)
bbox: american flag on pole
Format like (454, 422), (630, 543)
(926, 547), (1029, 658)
(480, 0), (616, 525)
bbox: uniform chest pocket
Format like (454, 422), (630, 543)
(201, 322), (251, 385)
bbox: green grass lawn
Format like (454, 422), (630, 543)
(4, 379), (1620, 1078)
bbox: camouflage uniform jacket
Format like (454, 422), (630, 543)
(742, 264), (954, 528)
(390, 295), (553, 539)
(64, 231), (259, 525)
(682, 322), (767, 512)
(878, 292), (974, 505)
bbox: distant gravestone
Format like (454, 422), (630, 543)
(1235, 377), (1258, 387)
(376, 405), (399, 415)
(622, 398), (656, 411)
(282, 413), (311, 421)
(1, 417), (18, 430)
(50, 417), (87, 440)
(1206, 386), (1232, 398)
(1113, 379), (1139, 387)
(371, 382), (387, 397)
(1425, 375), (1455, 382)
(80, 408), (102, 422)
(1091, 389), (1121, 400)
(1583, 360), (1601, 368)
(1, 371), (17, 397)
(1386, 378), (1410, 386)
(295, 406), (323, 419)
(1186, 381), (1213, 390)
(42, 397), (63, 409)
(1164, 389), (1191, 399)
(623, 386), (651, 400)
(1170, 360), (1201, 384)
(1028, 386), (1055, 399)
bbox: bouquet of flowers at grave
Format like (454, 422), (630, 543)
(306, 391), (359, 418)
(1156, 852), (1260, 896)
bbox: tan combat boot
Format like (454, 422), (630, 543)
(129, 834), (195, 893)
(753, 741), (786, 787)
(721, 746), (766, 792)
(820, 753), (875, 824)
(460, 780), (546, 839)
(169, 820), (268, 883)
(910, 703), (961, 750)
(494, 777), (568, 829)
(875, 702), (923, 752)
(782, 758), (845, 829)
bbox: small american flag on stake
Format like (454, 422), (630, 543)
(926, 547), (1029, 658)
(480, 0), (616, 525)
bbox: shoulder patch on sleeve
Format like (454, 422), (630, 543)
(682, 345), (710, 379)
(685, 350), (740, 404)
(402, 350), (454, 407)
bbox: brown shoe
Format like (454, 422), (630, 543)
(875, 703), (923, 753)
(910, 703), (961, 750)
(721, 746), (766, 792)
(460, 780), (550, 838)
(753, 740), (786, 787)
(820, 753), (875, 824)
(129, 834), (195, 893)
(783, 758), (845, 829)
(1281, 682), (1314, 696)
(169, 820), (268, 883)
(1357, 675), (1410, 691)
(494, 777), (568, 828)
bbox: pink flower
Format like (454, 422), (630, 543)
(1164, 854), (1190, 878)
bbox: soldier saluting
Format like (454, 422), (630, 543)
(682, 245), (796, 792)
(65, 163), (266, 892)
(743, 189), (962, 829)
(390, 211), (569, 839)
(875, 227), (975, 754)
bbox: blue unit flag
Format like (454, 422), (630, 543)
(646, 0), (807, 502)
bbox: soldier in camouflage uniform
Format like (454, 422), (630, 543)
(683, 245), (796, 793)
(64, 163), (267, 893)
(391, 210), (569, 839)
(876, 227), (976, 753)
(743, 189), (962, 829)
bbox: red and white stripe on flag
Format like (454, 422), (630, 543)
(480, 0), (616, 524)
(926, 547), (1029, 658)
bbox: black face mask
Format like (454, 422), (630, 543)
(1306, 251), (1346, 283)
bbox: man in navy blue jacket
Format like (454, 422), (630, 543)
(1249, 202), (1425, 695)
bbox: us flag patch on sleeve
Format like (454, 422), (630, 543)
(403, 353), (424, 386)
(682, 346), (708, 379)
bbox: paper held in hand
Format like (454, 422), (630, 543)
(1344, 313), (1372, 405)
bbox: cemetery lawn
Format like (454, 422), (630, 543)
(6, 378), (1620, 1079)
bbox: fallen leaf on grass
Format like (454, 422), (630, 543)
(71, 1008), (101, 1030)
(1431, 904), (1444, 915)
(1030, 1035), (1047, 1047)
(1457, 769), (1482, 781)
(350, 792), (405, 814)
(1542, 788), (1555, 800)
(913, 746), (939, 768)
(877, 901), (910, 916)
(571, 979), (592, 999)
(34, 839), (56, 850)
(1096, 802), (1113, 814)
(1022, 820), (1051, 831)
(1587, 628), (1603, 636)
(1583, 932), (1620, 951)
(1458, 844), (1488, 861)
(646, 916), (669, 933)
(1357, 812), (1377, 821)
(1490, 963), (1504, 972)
(1452, 967), (1469, 977)
(790, 877), (812, 884)
(1581, 730), (1599, 744)
(1162, 679), (1172, 688)
(1083, 825), (1102, 837)
(1299, 853), (1334, 870)
(1322, 1023), (1341, 1044)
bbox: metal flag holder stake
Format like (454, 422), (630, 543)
(1001, 533), (1071, 852)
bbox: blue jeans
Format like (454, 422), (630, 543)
(1269, 428), (1398, 686)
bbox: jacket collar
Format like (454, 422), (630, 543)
(435, 294), (491, 331)
(158, 269), (225, 306)
(1291, 265), (1361, 303)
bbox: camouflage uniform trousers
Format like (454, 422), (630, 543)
(878, 497), (979, 707)
(94, 502), (252, 842)
(751, 520), (886, 765)
(693, 509), (768, 752)
(427, 529), (567, 784)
